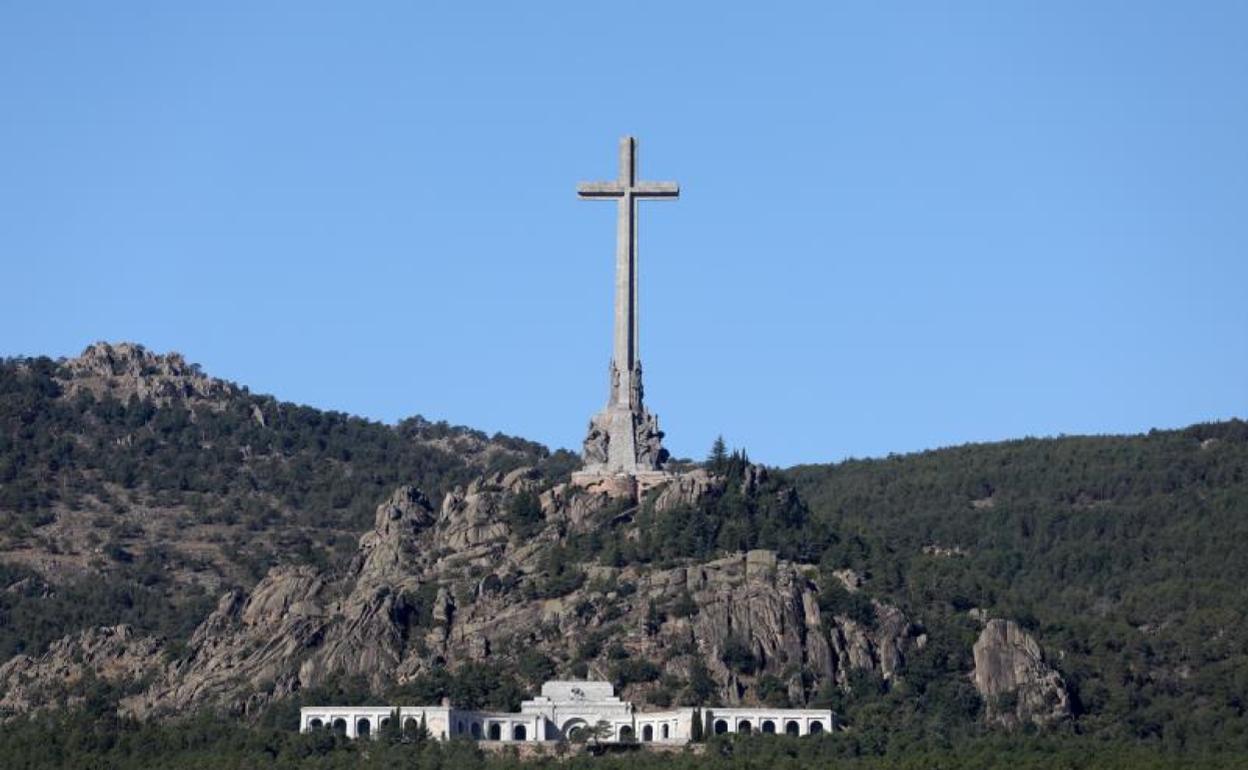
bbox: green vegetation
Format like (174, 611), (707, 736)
(1, 707), (1244, 770)
(790, 419), (1248, 751)
(0, 356), (568, 655)
(0, 356), (559, 538)
(0, 561), (213, 660)
(3, 351), (1248, 764)
(549, 451), (833, 571)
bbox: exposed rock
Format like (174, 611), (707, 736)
(540, 483), (617, 528)
(127, 566), (330, 718)
(352, 485), (435, 583)
(832, 568), (864, 593)
(650, 469), (722, 513)
(0, 625), (163, 716)
(922, 544), (969, 558)
(972, 619), (1070, 728)
(438, 483), (510, 551)
(13, 470), (919, 722)
(61, 342), (238, 406)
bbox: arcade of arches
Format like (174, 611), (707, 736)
(299, 680), (834, 745)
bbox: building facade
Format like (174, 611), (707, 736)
(300, 680), (833, 744)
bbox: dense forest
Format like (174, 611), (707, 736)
(789, 420), (1248, 751)
(1, 349), (1246, 767)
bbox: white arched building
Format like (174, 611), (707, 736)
(300, 680), (833, 745)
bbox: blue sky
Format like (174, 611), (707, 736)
(2, 2), (1245, 467)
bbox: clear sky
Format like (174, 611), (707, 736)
(2, 2), (1245, 467)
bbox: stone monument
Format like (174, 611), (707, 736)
(572, 137), (678, 485)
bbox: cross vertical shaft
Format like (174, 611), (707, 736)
(578, 136), (679, 409)
(616, 137), (637, 401)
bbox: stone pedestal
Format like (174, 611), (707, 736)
(578, 363), (669, 477)
(570, 468), (673, 498)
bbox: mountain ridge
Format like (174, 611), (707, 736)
(0, 342), (1245, 757)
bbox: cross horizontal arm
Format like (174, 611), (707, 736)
(577, 181), (680, 199)
(577, 182), (626, 198)
(633, 182), (679, 197)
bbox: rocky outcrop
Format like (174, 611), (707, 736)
(650, 469), (722, 513)
(438, 479), (512, 552)
(352, 485), (435, 584)
(61, 342), (238, 405)
(972, 619), (1070, 728)
(10, 467), (919, 721)
(127, 566), (331, 717)
(0, 625), (163, 716)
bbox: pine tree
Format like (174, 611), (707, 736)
(707, 435), (728, 471)
(381, 709), (401, 744)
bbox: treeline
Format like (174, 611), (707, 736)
(0, 356), (555, 537)
(1, 706), (1242, 770)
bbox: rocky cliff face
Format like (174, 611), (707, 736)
(61, 342), (239, 406)
(0, 625), (163, 717)
(971, 618), (1070, 728)
(2, 465), (918, 720)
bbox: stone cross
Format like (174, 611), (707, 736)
(577, 136), (679, 410)
(573, 137), (678, 479)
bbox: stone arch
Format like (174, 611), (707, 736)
(809, 720), (824, 734)
(738, 720), (752, 734)
(456, 720), (464, 735)
(661, 723), (670, 739)
(561, 718), (588, 740)
(356, 717), (371, 737)
(308, 718), (323, 730)
(714, 719), (728, 735)
(513, 724), (527, 741)
(403, 717), (418, 735)
(470, 722), (482, 739)
(619, 725), (634, 742)
(332, 717), (347, 735)
(642, 724), (653, 741)
(379, 717), (390, 730)
(785, 720), (800, 736)
(487, 722), (501, 741)
(762, 720), (776, 734)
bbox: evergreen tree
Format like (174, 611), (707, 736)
(381, 709), (401, 744)
(707, 435), (728, 471)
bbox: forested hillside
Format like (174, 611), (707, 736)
(1, 343), (1245, 768)
(0, 344), (571, 658)
(789, 420), (1248, 747)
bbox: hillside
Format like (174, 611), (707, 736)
(789, 422), (1248, 744)
(0, 343), (1246, 767)
(0, 343), (570, 657)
